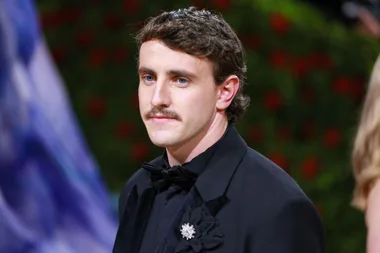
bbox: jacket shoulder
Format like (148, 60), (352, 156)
(233, 148), (324, 246)
(117, 168), (147, 220)
(117, 156), (162, 220)
(243, 147), (308, 199)
(234, 147), (317, 216)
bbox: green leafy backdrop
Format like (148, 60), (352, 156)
(37, 0), (380, 252)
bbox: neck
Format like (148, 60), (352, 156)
(166, 116), (228, 166)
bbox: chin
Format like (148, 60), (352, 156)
(148, 131), (180, 148)
(150, 141), (168, 148)
(150, 138), (179, 148)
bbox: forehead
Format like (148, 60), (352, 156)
(138, 40), (213, 75)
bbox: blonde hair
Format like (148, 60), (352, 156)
(352, 56), (380, 211)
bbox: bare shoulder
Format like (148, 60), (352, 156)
(366, 180), (380, 253)
(366, 180), (380, 224)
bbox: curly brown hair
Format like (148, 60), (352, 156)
(136, 7), (250, 123)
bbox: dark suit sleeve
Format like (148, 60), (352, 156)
(117, 168), (149, 221)
(251, 197), (325, 253)
(117, 180), (135, 221)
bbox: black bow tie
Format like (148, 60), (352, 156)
(142, 162), (198, 192)
(113, 162), (198, 253)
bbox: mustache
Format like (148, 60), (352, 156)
(145, 107), (181, 120)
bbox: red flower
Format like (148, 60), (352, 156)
(263, 91), (283, 112)
(87, 48), (108, 68)
(269, 50), (290, 69)
(308, 52), (333, 70)
(131, 142), (150, 161)
(268, 152), (289, 171)
(300, 157), (319, 180)
(123, 0), (140, 15)
(210, 0), (232, 10)
(114, 120), (134, 139)
(86, 96), (107, 119)
(291, 57), (311, 78)
(75, 30), (94, 47)
(323, 128), (341, 148)
(333, 76), (353, 95)
(270, 12), (291, 35)
(332, 76), (363, 99)
(247, 125), (264, 143)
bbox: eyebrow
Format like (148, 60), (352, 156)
(138, 66), (197, 79)
(138, 67), (155, 75)
(167, 70), (197, 79)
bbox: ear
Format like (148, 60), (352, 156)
(216, 75), (240, 111)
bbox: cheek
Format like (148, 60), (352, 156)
(178, 90), (217, 118)
(198, 87), (218, 108)
(138, 85), (149, 106)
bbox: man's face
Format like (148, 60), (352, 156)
(138, 40), (219, 149)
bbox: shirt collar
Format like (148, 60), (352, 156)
(161, 124), (232, 176)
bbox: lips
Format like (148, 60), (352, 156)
(149, 115), (177, 123)
(150, 117), (176, 125)
(151, 115), (175, 119)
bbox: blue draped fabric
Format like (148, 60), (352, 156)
(0, 0), (118, 252)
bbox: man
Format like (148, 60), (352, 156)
(113, 7), (324, 253)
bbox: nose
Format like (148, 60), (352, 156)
(150, 80), (171, 108)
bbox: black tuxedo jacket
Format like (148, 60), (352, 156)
(113, 127), (325, 253)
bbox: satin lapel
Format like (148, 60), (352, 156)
(195, 126), (247, 202)
(113, 183), (156, 253)
(113, 185), (139, 253)
(154, 127), (247, 253)
(113, 157), (164, 253)
(153, 190), (230, 253)
(153, 187), (203, 253)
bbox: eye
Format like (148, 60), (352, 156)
(142, 74), (155, 84)
(174, 77), (189, 86)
